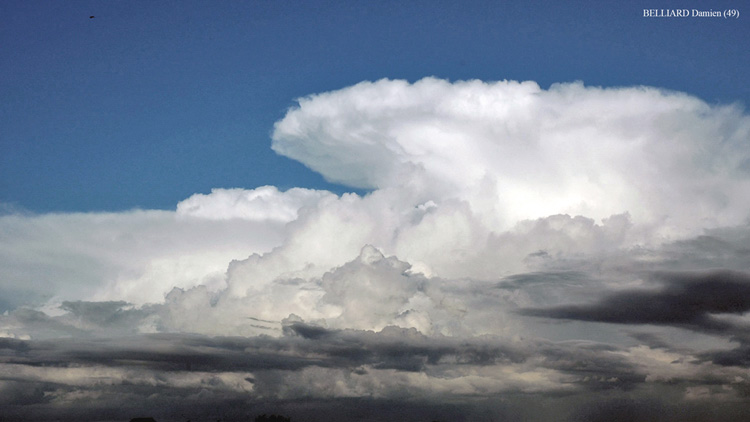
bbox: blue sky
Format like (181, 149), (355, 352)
(2, 0), (748, 212)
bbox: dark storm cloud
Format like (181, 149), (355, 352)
(3, 322), (750, 421)
(6, 308), (88, 338)
(2, 323), (534, 375)
(532, 341), (643, 389)
(59, 300), (154, 332)
(626, 332), (677, 351)
(1, 321), (644, 389)
(518, 270), (750, 334)
(0, 328), (514, 421)
(277, 323), (658, 392)
(0, 337), (31, 353)
(496, 271), (590, 289)
(0, 300), (162, 342)
(0, 322), (596, 370)
(282, 322), (532, 371)
(699, 344), (750, 368)
(659, 228), (750, 272)
(60, 300), (133, 321)
(1, 334), (326, 373)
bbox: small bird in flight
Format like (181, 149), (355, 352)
(89, 16), (95, 19)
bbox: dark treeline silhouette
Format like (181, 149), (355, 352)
(126, 414), (446, 421)
(254, 415), (291, 422)
(125, 416), (445, 422)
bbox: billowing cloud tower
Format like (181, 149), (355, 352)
(2, 78), (750, 421)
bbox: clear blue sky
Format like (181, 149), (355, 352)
(2, 0), (748, 212)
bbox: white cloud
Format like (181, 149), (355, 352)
(7, 78), (749, 334)
(3, 78), (750, 420)
(0, 186), (335, 308)
(6, 78), (748, 317)
(273, 78), (750, 235)
(176, 186), (335, 222)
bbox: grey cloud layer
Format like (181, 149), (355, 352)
(519, 270), (750, 334)
(2, 320), (750, 421)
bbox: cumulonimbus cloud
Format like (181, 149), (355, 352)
(3, 78), (750, 421)
(273, 78), (750, 234)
